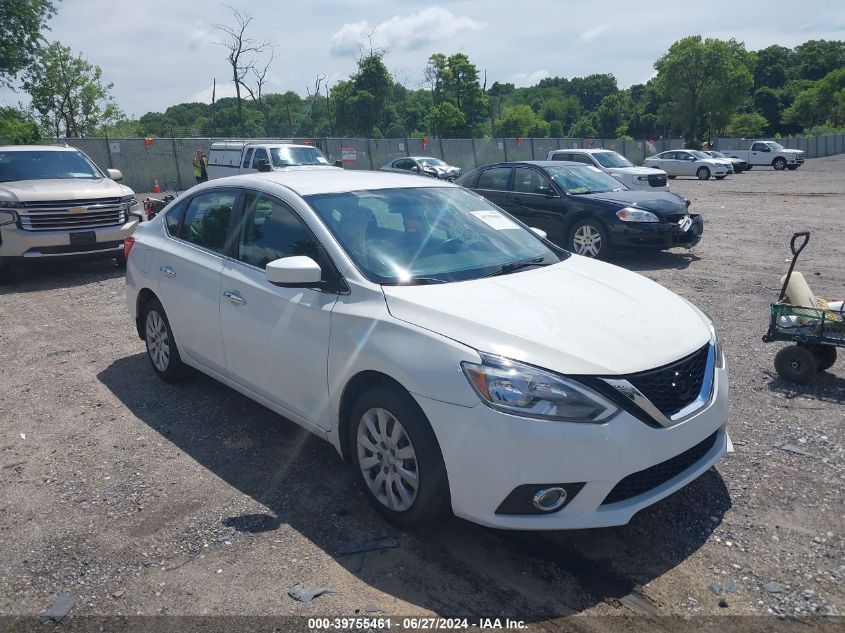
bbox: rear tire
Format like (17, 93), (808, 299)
(696, 167), (711, 180)
(774, 345), (817, 384)
(348, 385), (451, 530)
(142, 298), (187, 382)
(773, 157), (787, 170)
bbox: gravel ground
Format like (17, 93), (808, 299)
(0, 156), (843, 630)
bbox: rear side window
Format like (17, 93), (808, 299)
(550, 153), (571, 161)
(242, 148), (254, 168)
(238, 192), (319, 268)
(178, 191), (238, 253)
(573, 154), (594, 165)
(476, 167), (511, 191)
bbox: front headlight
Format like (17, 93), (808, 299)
(0, 209), (18, 226)
(461, 354), (620, 423)
(713, 326), (725, 369)
(617, 207), (659, 222)
(120, 194), (139, 207)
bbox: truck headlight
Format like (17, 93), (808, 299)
(617, 207), (659, 222)
(461, 354), (619, 423)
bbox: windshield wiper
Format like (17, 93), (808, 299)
(482, 257), (548, 278)
(383, 276), (448, 286)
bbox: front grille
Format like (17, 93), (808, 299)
(601, 431), (718, 505)
(625, 343), (710, 417)
(663, 214), (687, 223)
(648, 174), (667, 187)
(18, 198), (126, 231)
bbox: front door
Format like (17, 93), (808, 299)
(219, 190), (338, 429)
(507, 166), (567, 241)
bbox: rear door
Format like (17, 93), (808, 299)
(156, 189), (240, 375)
(219, 190), (339, 429)
(507, 166), (567, 239)
(473, 166), (513, 211)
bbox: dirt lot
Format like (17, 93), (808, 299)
(1, 156), (843, 630)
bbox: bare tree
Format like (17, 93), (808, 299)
(240, 46), (276, 134)
(305, 74), (325, 133)
(213, 5), (273, 135)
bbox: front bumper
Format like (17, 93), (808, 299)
(609, 213), (703, 249)
(416, 364), (729, 530)
(0, 218), (139, 261)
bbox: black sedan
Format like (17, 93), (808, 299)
(704, 150), (749, 173)
(456, 161), (703, 258)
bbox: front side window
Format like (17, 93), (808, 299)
(512, 167), (551, 194)
(544, 165), (627, 194)
(476, 167), (511, 191)
(252, 148), (269, 167)
(178, 191), (237, 252)
(306, 186), (564, 284)
(0, 150), (102, 182)
(752, 143), (767, 152)
(238, 192), (319, 268)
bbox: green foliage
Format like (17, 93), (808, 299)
(0, 0), (56, 87)
(790, 40), (845, 81)
(725, 112), (768, 137)
(424, 53), (487, 136)
(23, 41), (122, 137)
(654, 36), (754, 143)
(496, 104), (548, 137)
(0, 107), (42, 143)
(782, 68), (845, 128)
(568, 116), (598, 138)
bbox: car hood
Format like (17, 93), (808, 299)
(0, 178), (132, 202)
(607, 166), (666, 177)
(580, 190), (687, 215)
(382, 255), (711, 376)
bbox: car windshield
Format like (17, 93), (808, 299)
(0, 150), (102, 182)
(708, 151), (725, 158)
(306, 186), (564, 284)
(592, 151), (634, 168)
(270, 146), (330, 167)
(690, 150), (711, 159)
(766, 142), (785, 151)
(417, 158), (446, 167)
(543, 165), (627, 194)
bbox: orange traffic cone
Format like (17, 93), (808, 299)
(152, 178), (161, 194)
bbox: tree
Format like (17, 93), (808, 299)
(654, 36), (754, 143)
(23, 42), (122, 137)
(0, 0), (56, 88)
(213, 6), (273, 135)
(568, 116), (597, 138)
(790, 40), (845, 82)
(496, 104), (548, 137)
(753, 45), (791, 90)
(424, 53), (487, 136)
(0, 107), (41, 143)
(783, 68), (845, 129)
(725, 112), (768, 137)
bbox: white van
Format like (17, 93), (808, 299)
(207, 141), (338, 180)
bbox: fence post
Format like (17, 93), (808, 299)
(171, 135), (183, 191)
(404, 137), (410, 157)
(471, 138), (478, 167)
(366, 138), (374, 169)
(502, 139), (508, 162)
(104, 135), (114, 169)
(530, 138), (535, 160)
(438, 136), (445, 162)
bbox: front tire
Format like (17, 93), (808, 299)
(349, 385), (450, 530)
(696, 167), (711, 180)
(773, 157), (787, 170)
(774, 345), (817, 384)
(142, 298), (187, 382)
(568, 219), (608, 258)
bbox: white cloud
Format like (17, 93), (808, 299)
(329, 7), (485, 56)
(577, 24), (609, 43)
(511, 69), (551, 87)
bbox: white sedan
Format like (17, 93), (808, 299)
(125, 170), (729, 530)
(645, 150), (730, 180)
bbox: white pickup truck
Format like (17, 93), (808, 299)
(722, 141), (805, 171)
(206, 141), (338, 179)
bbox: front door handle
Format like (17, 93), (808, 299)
(223, 290), (247, 305)
(160, 265), (176, 277)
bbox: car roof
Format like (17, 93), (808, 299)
(477, 160), (583, 168)
(218, 169), (457, 196)
(549, 148), (615, 154)
(0, 144), (80, 152)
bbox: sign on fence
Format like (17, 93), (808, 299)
(341, 147), (357, 162)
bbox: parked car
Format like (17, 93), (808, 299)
(207, 141), (337, 179)
(456, 161), (702, 258)
(547, 148), (669, 190)
(704, 150), (748, 173)
(126, 169), (728, 530)
(644, 150), (730, 180)
(380, 156), (462, 181)
(721, 140), (805, 171)
(0, 144), (144, 282)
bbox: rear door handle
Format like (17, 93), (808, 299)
(160, 265), (176, 277)
(223, 290), (247, 305)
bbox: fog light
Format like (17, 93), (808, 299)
(532, 487), (568, 512)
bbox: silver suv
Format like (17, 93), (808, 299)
(0, 145), (143, 281)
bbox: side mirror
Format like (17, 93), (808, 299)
(106, 168), (123, 181)
(266, 256), (322, 287)
(530, 227), (548, 240)
(334, 160), (343, 168)
(411, 165), (420, 173)
(255, 159), (272, 172)
(534, 186), (555, 197)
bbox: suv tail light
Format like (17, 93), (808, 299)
(123, 236), (136, 260)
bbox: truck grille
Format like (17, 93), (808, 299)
(648, 174), (667, 187)
(18, 198), (126, 231)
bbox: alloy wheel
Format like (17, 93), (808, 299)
(356, 407), (419, 512)
(145, 310), (171, 372)
(572, 224), (602, 257)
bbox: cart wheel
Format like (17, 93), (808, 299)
(774, 345), (818, 384)
(802, 344), (837, 372)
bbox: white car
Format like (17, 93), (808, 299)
(644, 150), (730, 180)
(125, 170), (730, 530)
(547, 148), (669, 190)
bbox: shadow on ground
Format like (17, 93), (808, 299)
(98, 353), (731, 619)
(607, 249), (702, 272)
(0, 259), (124, 295)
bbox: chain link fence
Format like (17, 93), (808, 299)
(3, 134), (843, 193)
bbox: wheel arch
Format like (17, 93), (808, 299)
(135, 288), (160, 339)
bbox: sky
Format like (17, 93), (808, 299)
(2, 0), (844, 118)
